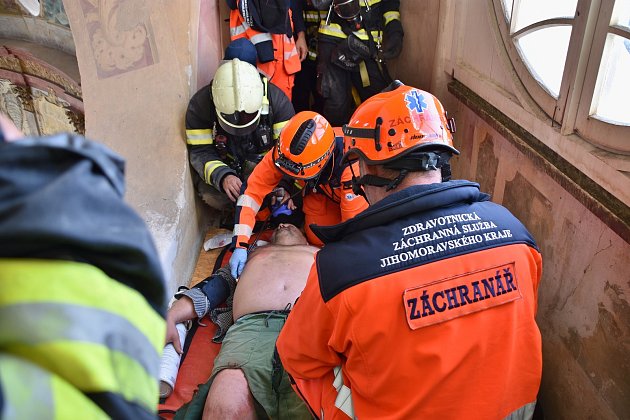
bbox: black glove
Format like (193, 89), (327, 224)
(331, 40), (361, 71)
(381, 23), (404, 60)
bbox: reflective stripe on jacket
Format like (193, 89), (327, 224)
(0, 133), (167, 418)
(318, 0), (400, 43)
(185, 80), (295, 190)
(278, 181), (543, 419)
(0, 260), (165, 418)
(232, 137), (367, 248)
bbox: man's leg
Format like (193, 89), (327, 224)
(203, 369), (256, 420)
(317, 41), (353, 127)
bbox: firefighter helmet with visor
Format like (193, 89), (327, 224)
(333, 0), (361, 20)
(212, 58), (263, 137)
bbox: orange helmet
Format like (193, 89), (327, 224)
(342, 83), (458, 165)
(273, 111), (336, 180)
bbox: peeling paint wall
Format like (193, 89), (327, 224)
(450, 97), (630, 419)
(59, 0), (222, 294)
(434, 0), (630, 416)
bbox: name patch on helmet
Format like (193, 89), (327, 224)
(403, 263), (522, 330)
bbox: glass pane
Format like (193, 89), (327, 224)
(515, 26), (572, 97)
(502, 0), (513, 22)
(590, 34), (630, 125)
(512, 0), (577, 33)
(17, 0), (40, 16)
(611, 0), (630, 31)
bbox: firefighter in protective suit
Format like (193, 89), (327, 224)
(277, 83), (543, 419)
(185, 58), (295, 211)
(292, 1), (327, 113)
(0, 114), (166, 419)
(316, 0), (403, 126)
(229, 111), (368, 277)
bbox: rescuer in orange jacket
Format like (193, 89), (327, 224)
(228, 111), (368, 277)
(276, 82), (543, 419)
(227, 0), (308, 99)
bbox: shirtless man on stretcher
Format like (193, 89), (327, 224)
(165, 223), (317, 419)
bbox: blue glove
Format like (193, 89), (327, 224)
(271, 202), (292, 218)
(229, 248), (248, 278)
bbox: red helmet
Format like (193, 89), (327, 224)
(342, 83), (458, 165)
(273, 111), (335, 180)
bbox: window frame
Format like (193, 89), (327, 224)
(491, 0), (630, 154)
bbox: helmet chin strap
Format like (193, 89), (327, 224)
(349, 151), (454, 200)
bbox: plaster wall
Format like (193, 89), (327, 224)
(386, 0), (440, 91)
(61, 0), (223, 296)
(451, 99), (629, 418)
(406, 0), (630, 417)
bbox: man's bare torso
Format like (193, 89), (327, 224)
(232, 244), (319, 320)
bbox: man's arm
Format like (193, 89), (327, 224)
(290, 0), (308, 60)
(185, 87), (238, 191)
(232, 152), (284, 249)
(380, 0), (403, 60)
(268, 83), (295, 140)
(165, 297), (196, 354)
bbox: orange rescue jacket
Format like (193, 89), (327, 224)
(233, 139), (367, 247)
(277, 181), (543, 419)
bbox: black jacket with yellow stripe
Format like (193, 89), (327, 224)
(318, 0), (402, 46)
(185, 77), (295, 192)
(0, 134), (166, 418)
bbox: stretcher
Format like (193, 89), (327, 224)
(157, 228), (275, 419)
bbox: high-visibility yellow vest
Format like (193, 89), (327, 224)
(0, 259), (165, 418)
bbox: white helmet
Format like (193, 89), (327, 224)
(212, 58), (264, 136)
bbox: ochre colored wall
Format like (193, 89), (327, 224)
(449, 88), (629, 419)
(62, 0), (224, 295)
(422, 1), (630, 418)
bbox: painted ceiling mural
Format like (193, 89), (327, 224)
(0, 0), (157, 135)
(79, 0), (157, 79)
(0, 1), (83, 136)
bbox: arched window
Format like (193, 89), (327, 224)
(17, 0), (41, 16)
(493, 0), (630, 153)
